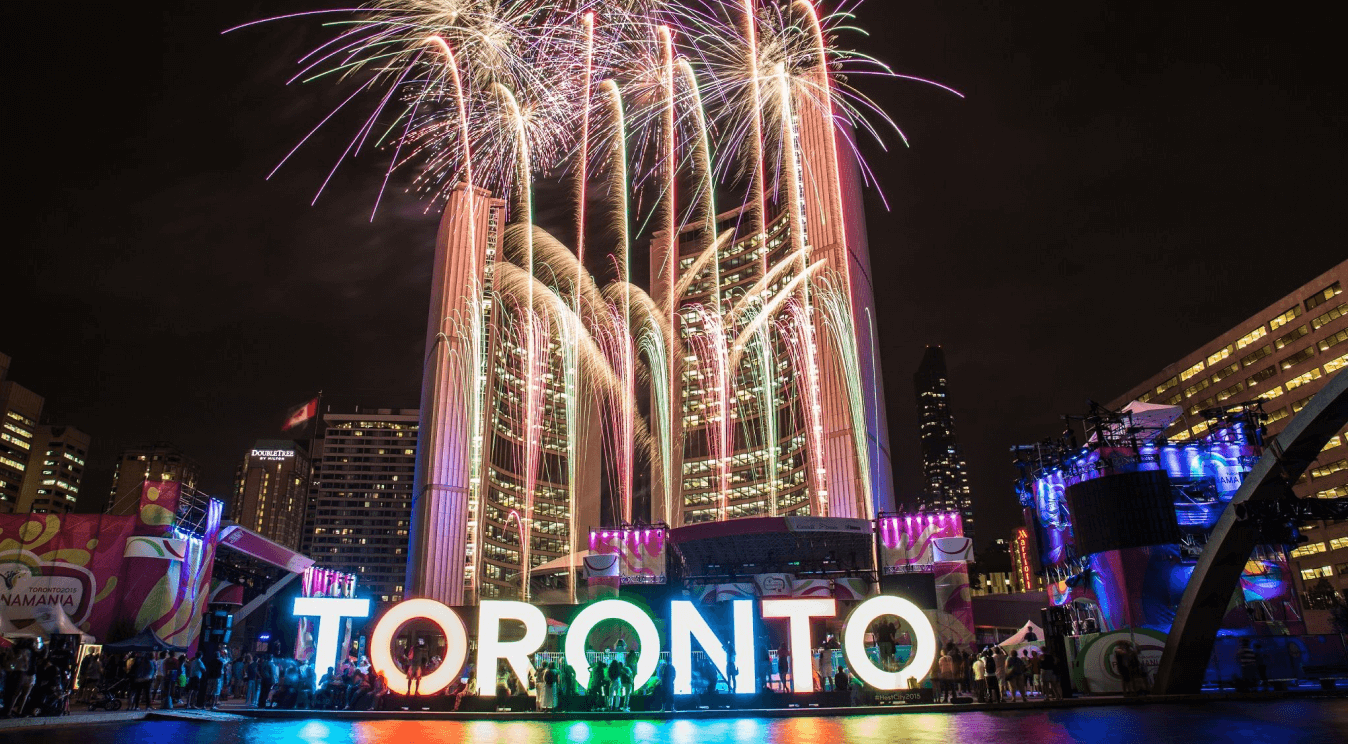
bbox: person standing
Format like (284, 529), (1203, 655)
(936, 648), (956, 703)
(993, 647), (1009, 702)
(78, 651), (102, 704)
(659, 659), (676, 712)
(1040, 649), (1061, 701)
(971, 652), (987, 703)
(151, 651), (165, 708)
(1028, 650), (1042, 696)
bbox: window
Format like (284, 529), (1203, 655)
(1305, 281), (1342, 312)
(1269, 305), (1304, 331)
(1301, 566), (1334, 580)
(1216, 381), (1245, 402)
(1266, 407), (1290, 424)
(1330, 537), (1348, 552)
(1318, 328), (1348, 353)
(1293, 395), (1314, 413)
(1211, 362), (1240, 384)
(1184, 378), (1211, 397)
(1310, 459), (1347, 480)
(1322, 435), (1342, 453)
(1327, 353), (1348, 375)
(1275, 324), (1310, 350)
(1241, 345), (1273, 367)
(1291, 542), (1328, 558)
(1237, 326), (1268, 350)
(1310, 302), (1347, 330)
(1280, 346), (1316, 370)
(1246, 366), (1277, 386)
(1317, 485), (1348, 499)
(1156, 376), (1179, 395)
(1162, 393), (1183, 406)
(1180, 361), (1206, 382)
(1207, 345), (1234, 366)
(1285, 368), (1323, 391)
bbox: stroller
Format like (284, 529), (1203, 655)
(88, 677), (129, 711)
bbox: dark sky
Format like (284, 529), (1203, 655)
(7, 1), (1345, 546)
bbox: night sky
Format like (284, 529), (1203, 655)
(8, 1), (1344, 547)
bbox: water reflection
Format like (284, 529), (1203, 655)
(7, 701), (1345, 744)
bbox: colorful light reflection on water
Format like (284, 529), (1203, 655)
(8, 701), (1346, 744)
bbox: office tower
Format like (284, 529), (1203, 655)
(16, 425), (89, 515)
(106, 442), (201, 514)
(230, 440), (309, 550)
(0, 352), (43, 514)
(308, 408), (417, 605)
(1110, 259), (1346, 623)
(913, 346), (975, 541)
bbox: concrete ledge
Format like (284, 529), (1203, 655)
(231, 688), (1348, 723)
(0, 711), (147, 731)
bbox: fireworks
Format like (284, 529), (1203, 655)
(243, 1), (956, 602)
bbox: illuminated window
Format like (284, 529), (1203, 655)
(1184, 378), (1211, 398)
(1291, 542), (1328, 558)
(1266, 407), (1290, 424)
(1156, 376), (1179, 395)
(1276, 325), (1310, 350)
(1241, 345), (1273, 368)
(1318, 329), (1348, 353)
(1310, 459), (1348, 480)
(1211, 362), (1241, 383)
(1180, 361), (1206, 382)
(1285, 368), (1323, 391)
(1280, 346), (1317, 370)
(1330, 537), (1348, 552)
(1216, 381), (1245, 402)
(1293, 395), (1314, 413)
(1305, 281), (1342, 312)
(1327, 354), (1348, 375)
(1269, 305), (1304, 331)
(1247, 366), (1277, 387)
(1206, 345), (1234, 366)
(1318, 485), (1348, 499)
(1322, 435), (1343, 453)
(1237, 326), (1268, 350)
(1301, 566), (1334, 580)
(1310, 302), (1347, 330)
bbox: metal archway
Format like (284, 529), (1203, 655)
(1154, 368), (1348, 693)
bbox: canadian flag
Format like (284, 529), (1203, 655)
(283, 397), (319, 431)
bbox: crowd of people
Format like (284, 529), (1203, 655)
(1, 637), (79, 717)
(932, 643), (1064, 704)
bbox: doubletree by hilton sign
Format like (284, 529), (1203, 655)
(294, 594), (936, 695)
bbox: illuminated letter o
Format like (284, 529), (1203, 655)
(842, 595), (937, 690)
(565, 599), (661, 691)
(369, 598), (469, 695)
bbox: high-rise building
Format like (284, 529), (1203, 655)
(306, 408), (416, 605)
(407, 25), (896, 606)
(16, 425), (89, 515)
(106, 442), (201, 514)
(230, 439), (309, 550)
(1110, 259), (1347, 624)
(913, 346), (975, 540)
(0, 352), (43, 515)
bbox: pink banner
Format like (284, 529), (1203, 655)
(878, 513), (966, 572)
(590, 528), (667, 584)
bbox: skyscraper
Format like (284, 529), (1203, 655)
(106, 442), (200, 515)
(0, 352), (43, 514)
(16, 425), (89, 515)
(307, 408), (416, 605)
(405, 6), (897, 606)
(230, 440), (309, 550)
(913, 346), (975, 541)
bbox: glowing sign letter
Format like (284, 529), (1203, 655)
(761, 598), (835, 693)
(292, 597), (370, 688)
(476, 600), (547, 696)
(670, 599), (756, 694)
(842, 595), (937, 690)
(565, 600), (661, 691)
(369, 598), (469, 695)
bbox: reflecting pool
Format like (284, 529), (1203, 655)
(10, 700), (1346, 744)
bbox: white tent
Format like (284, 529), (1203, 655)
(998, 619), (1045, 648)
(0, 612), (41, 638)
(31, 604), (95, 643)
(1091, 400), (1183, 443)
